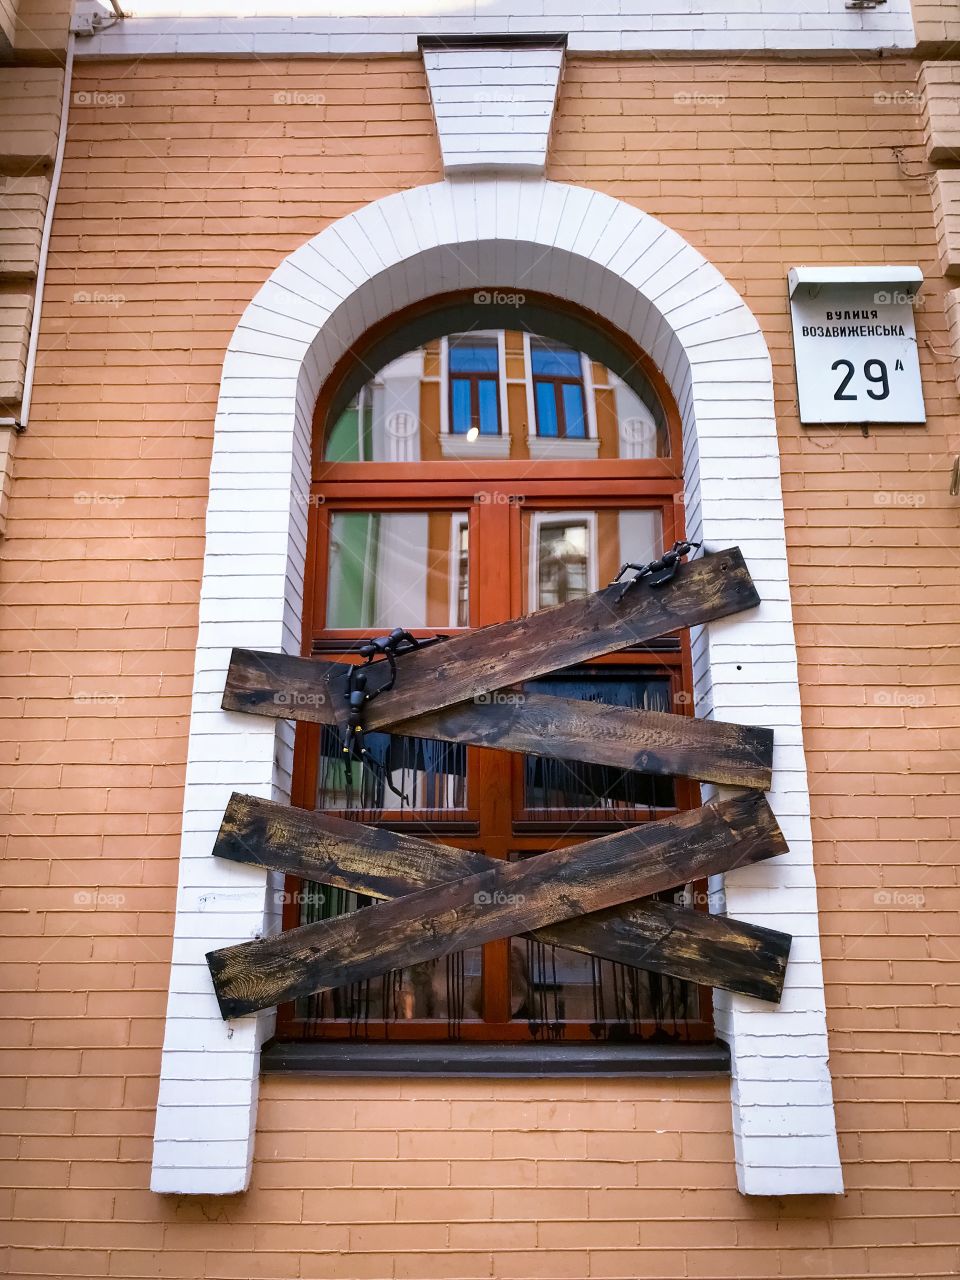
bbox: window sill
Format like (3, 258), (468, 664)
(260, 1039), (730, 1078)
(438, 433), (511, 459)
(527, 437), (600, 460)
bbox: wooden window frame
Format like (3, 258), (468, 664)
(278, 292), (716, 1052)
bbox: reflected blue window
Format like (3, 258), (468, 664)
(477, 380), (499, 434)
(451, 379), (472, 434)
(561, 383), (586, 438)
(534, 382), (558, 437)
(531, 345), (582, 378)
(450, 344), (498, 373)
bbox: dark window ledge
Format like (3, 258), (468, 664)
(260, 1039), (730, 1078)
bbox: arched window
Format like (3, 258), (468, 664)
(279, 292), (712, 1052)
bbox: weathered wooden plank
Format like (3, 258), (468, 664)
(222, 650), (339, 723)
(213, 793), (790, 1002)
(207, 789), (787, 1018)
(325, 547), (759, 730)
(392, 694), (773, 790)
(222, 653), (773, 789)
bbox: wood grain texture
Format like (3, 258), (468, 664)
(324, 547), (759, 729)
(207, 789), (787, 1018)
(222, 657), (773, 789)
(213, 793), (790, 1002)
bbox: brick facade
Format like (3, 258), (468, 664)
(2, 46), (959, 1280)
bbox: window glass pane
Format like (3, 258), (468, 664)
(451, 378), (472, 434)
(531, 343), (582, 378)
(295, 881), (481, 1025)
(508, 900), (698, 1037)
(322, 325), (671, 462)
(522, 667), (676, 813)
(477, 379), (499, 434)
(316, 724), (467, 812)
(534, 381), (559, 437)
(536, 522), (589, 608)
(561, 382), (586, 438)
(521, 507), (662, 614)
(449, 343), (498, 373)
(326, 510), (469, 629)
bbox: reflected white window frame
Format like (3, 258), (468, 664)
(438, 331), (511, 459)
(448, 512), (470, 629)
(527, 510), (599, 612)
(522, 334), (600, 461)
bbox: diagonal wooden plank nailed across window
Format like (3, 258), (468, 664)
(207, 790), (787, 1019)
(209, 544), (792, 1026)
(221, 667), (773, 790)
(334, 547), (755, 729)
(213, 793), (791, 1003)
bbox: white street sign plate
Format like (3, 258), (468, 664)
(789, 282), (925, 425)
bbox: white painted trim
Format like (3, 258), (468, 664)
(152, 175), (842, 1199)
(77, 3), (918, 58)
(423, 46), (564, 174)
(438, 335), (450, 437)
(788, 264), (924, 298)
(522, 332), (536, 443)
(580, 351), (598, 441)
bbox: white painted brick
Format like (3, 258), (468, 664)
(152, 176), (841, 1199)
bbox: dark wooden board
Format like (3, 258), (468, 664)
(222, 654), (773, 789)
(207, 789), (787, 1018)
(325, 547), (758, 729)
(213, 793), (790, 1002)
(393, 694), (773, 790)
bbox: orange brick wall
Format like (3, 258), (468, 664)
(2, 54), (959, 1279)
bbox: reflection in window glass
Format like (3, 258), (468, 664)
(522, 666), (676, 813)
(295, 880), (481, 1025)
(321, 327), (670, 462)
(509, 911), (697, 1038)
(315, 724), (467, 812)
(531, 340), (588, 440)
(326, 510), (469, 629)
(449, 339), (500, 436)
(536, 521), (590, 608)
(522, 507), (661, 613)
(561, 382), (586, 438)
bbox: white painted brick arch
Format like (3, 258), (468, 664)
(151, 176), (842, 1198)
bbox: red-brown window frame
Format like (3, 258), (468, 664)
(278, 290), (713, 1046)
